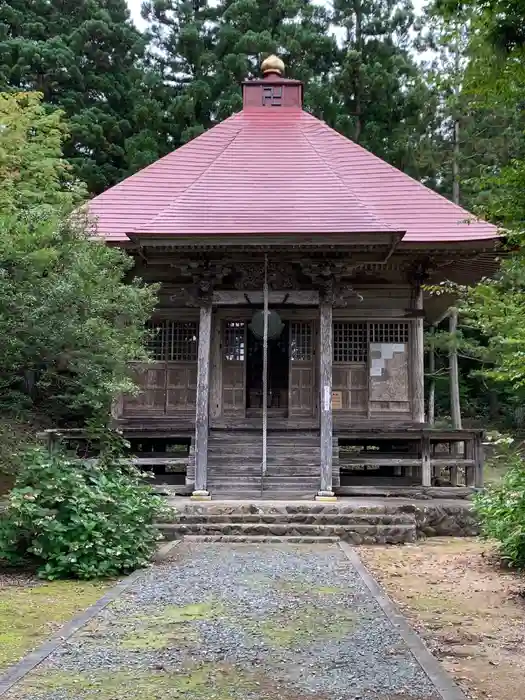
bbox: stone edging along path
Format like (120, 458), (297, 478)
(0, 540), (180, 697)
(0, 540), (467, 700)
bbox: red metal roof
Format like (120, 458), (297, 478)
(88, 106), (498, 245)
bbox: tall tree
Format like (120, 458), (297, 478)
(142, 0), (339, 144)
(331, 0), (440, 178)
(143, 0), (440, 178)
(0, 0), (170, 194)
(420, 1), (525, 209)
(424, 0), (525, 428)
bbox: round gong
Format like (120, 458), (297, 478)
(249, 310), (284, 340)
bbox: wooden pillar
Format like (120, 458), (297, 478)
(421, 434), (432, 487)
(475, 434), (484, 488)
(465, 437), (475, 487)
(428, 327), (435, 426)
(317, 297), (336, 501)
(412, 287), (425, 424)
(192, 302), (212, 500)
(449, 308), (462, 431)
(449, 308), (462, 486)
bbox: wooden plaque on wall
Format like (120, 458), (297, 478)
(332, 391), (343, 410)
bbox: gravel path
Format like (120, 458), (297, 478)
(7, 542), (441, 700)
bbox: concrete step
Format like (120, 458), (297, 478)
(182, 535), (340, 543)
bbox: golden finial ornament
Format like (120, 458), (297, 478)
(261, 55), (285, 77)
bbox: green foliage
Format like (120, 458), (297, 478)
(0, 212), (157, 422)
(0, 447), (171, 579)
(429, 244), (525, 398)
(474, 440), (525, 568)
(0, 0), (171, 193)
(419, 2), (525, 209)
(0, 92), (85, 214)
(421, 0), (525, 424)
(0, 90), (157, 425)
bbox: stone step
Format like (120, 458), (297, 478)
(175, 502), (399, 515)
(160, 522), (417, 543)
(176, 513), (413, 525)
(164, 522), (415, 535)
(182, 535), (341, 543)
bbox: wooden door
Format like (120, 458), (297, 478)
(289, 321), (316, 416)
(222, 321), (246, 414)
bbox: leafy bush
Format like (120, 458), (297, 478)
(474, 446), (525, 569)
(0, 92), (157, 426)
(0, 448), (171, 580)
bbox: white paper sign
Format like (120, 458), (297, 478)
(323, 385), (331, 412)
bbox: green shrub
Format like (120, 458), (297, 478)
(0, 448), (171, 579)
(474, 448), (525, 568)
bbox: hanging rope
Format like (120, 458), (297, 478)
(261, 253), (269, 494)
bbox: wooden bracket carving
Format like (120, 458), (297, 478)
(299, 259), (362, 307)
(171, 260), (232, 305)
(408, 259), (431, 290)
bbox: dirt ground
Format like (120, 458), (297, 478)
(360, 538), (525, 700)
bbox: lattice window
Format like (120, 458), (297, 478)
(370, 322), (409, 344)
(146, 321), (167, 361)
(146, 321), (198, 362)
(290, 322), (312, 361)
(167, 322), (198, 361)
(224, 321), (245, 361)
(333, 323), (368, 363)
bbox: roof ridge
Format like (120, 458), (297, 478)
(128, 114), (244, 235)
(299, 115), (396, 232)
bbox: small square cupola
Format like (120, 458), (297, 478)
(242, 55), (303, 110)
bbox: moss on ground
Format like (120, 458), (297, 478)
(257, 605), (355, 648)
(12, 664), (259, 700)
(156, 601), (219, 623)
(81, 601), (221, 652)
(0, 579), (111, 671)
